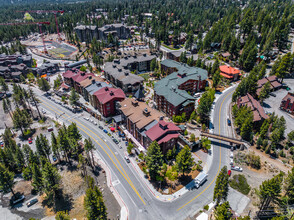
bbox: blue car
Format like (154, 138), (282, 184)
(103, 129), (108, 134)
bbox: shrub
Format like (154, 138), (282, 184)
(203, 204), (209, 211)
(245, 152), (261, 169)
(229, 174), (251, 195)
(138, 153), (144, 161)
(184, 130), (188, 136)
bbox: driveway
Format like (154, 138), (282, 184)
(263, 79), (294, 135)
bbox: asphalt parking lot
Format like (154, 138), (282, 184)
(263, 79), (294, 135)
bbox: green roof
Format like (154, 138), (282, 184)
(154, 59), (208, 107)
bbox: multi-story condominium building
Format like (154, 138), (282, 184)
(155, 59), (208, 117)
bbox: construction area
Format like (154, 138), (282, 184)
(21, 33), (78, 60)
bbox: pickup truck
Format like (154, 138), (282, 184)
(195, 172), (208, 189)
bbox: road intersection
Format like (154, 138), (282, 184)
(27, 84), (236, 220)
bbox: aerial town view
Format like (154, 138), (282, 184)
(0, 0), (294, 220)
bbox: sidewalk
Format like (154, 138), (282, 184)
(93, 151), (129, 220)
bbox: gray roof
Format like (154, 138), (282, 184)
(74, 25), (97, 30)
(67, 60), (87, 68)
(155, 59), (208, 107)
(85, 81), (112, 95)
(104, 63), (144, 86)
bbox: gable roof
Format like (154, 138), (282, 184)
(145, 120), (181, 143)
(219, 65), (240, 75)
(120, 98), (163, 130)
(238, 93), (268, 122)
(94, 87), (125, 104)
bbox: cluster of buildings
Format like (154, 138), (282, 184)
(103, 54), (155, 93)
(0, 53), (32, 81)
(62, 57), (209, 153)
(74, 23), (131, 42)
(256, 75), (282, 96)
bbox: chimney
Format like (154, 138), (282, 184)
(110, 91), (114, 96)
(112, 64), (117, 68)
(97, 82), (101, 87)
(89, 76), (92, 80)
(105, 87), (109, 91)
(92, 79), (95, 84)
(143, 53), (147, 57)
(124, 72), (129, 76)
(81, 72), (85, 76)
(118, 68), (122, 72)
(143, 108), (150, 116)
(131, 100), (139, 106)
(159, 116), (164, 121)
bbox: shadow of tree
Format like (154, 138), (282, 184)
(42, 189), (73, 213)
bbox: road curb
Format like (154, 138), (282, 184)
(93, 152), (129, 220)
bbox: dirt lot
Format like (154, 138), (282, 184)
(233, 147), (292, 215)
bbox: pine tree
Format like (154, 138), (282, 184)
(213, 166), (229, 205)
(145, 141), (163, 180)
(42, 161), (61, 196)
(0, 77), (9, 94)
(214, 201), (232, 220)
(284, 168), (294, 204)
(69, 88), (79, 107)
(15, 145), (25, 171)
(176, 145), (194, 175)
(55, 211), (70, 220)
(51, 132), (60, 161)
(84, 186), (107, 220)
(31, 163), (43, 192)
(0, 163), (15, 196)
(37, 77), (51, 93)
(84, 138), (95, 168)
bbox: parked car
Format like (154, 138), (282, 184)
(84, 117), (89, 121)
(93, 121), (97, 125)
(99, 126), (103, 130)
(228, 170), (232, 176)
(112, 138), (119, 144)
(124, 156), (130, 163)
(103, 129), (108, 134)
(28, 138), (32, 144)
(227, 118), (231, 126)
(0, 139), (4, 148)
(52, 156), (57, 162)
(230, 152), (233, 158)
(231, 166), (243, 172)
(12, 195), (25, 205)
(269, 92), (276, 97)
(26, 198), (38, 207)
(230, 158), (234, 165)
(47, 127), (53, 132)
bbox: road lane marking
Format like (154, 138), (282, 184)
(177, 90), (233, 211)
(40, 99), (146, 205)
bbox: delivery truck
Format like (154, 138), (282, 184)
(195, 172), (208, 189)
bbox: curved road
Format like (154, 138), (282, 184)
(31, 85), (236, 220)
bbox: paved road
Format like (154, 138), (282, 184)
(26, 85), (235, 220)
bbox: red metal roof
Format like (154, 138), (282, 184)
(220, 72), (234, 79)
(145, 120), (181, 142)
(72, 72), (94, 83)
(219, 65), (240, 76)
(63, 70), (76, 78)
(158, 133), (180, 144)
(94, 87), (125, 104)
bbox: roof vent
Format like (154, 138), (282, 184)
(112, 64), (117, 68)
(159, 123), (168, 130)
(105, 87), (109, 91)
(118, 68), (122, 72)
(124, 72), (129, 76)
(143, 108), (150, 116)
(132, 100), (139, 106)
(143, 53), (147, 57)
(110, 91), (114, 96)
(89, 76), (92, 80)
(92, 79), (95, 84)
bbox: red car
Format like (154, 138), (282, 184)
(28, 138), (32, 144)
(228, 170), (231, 176)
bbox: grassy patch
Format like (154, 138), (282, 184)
(139, 73), (151, 81)
(161, 43), (181, 50)
(229, 174), (251, 195)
